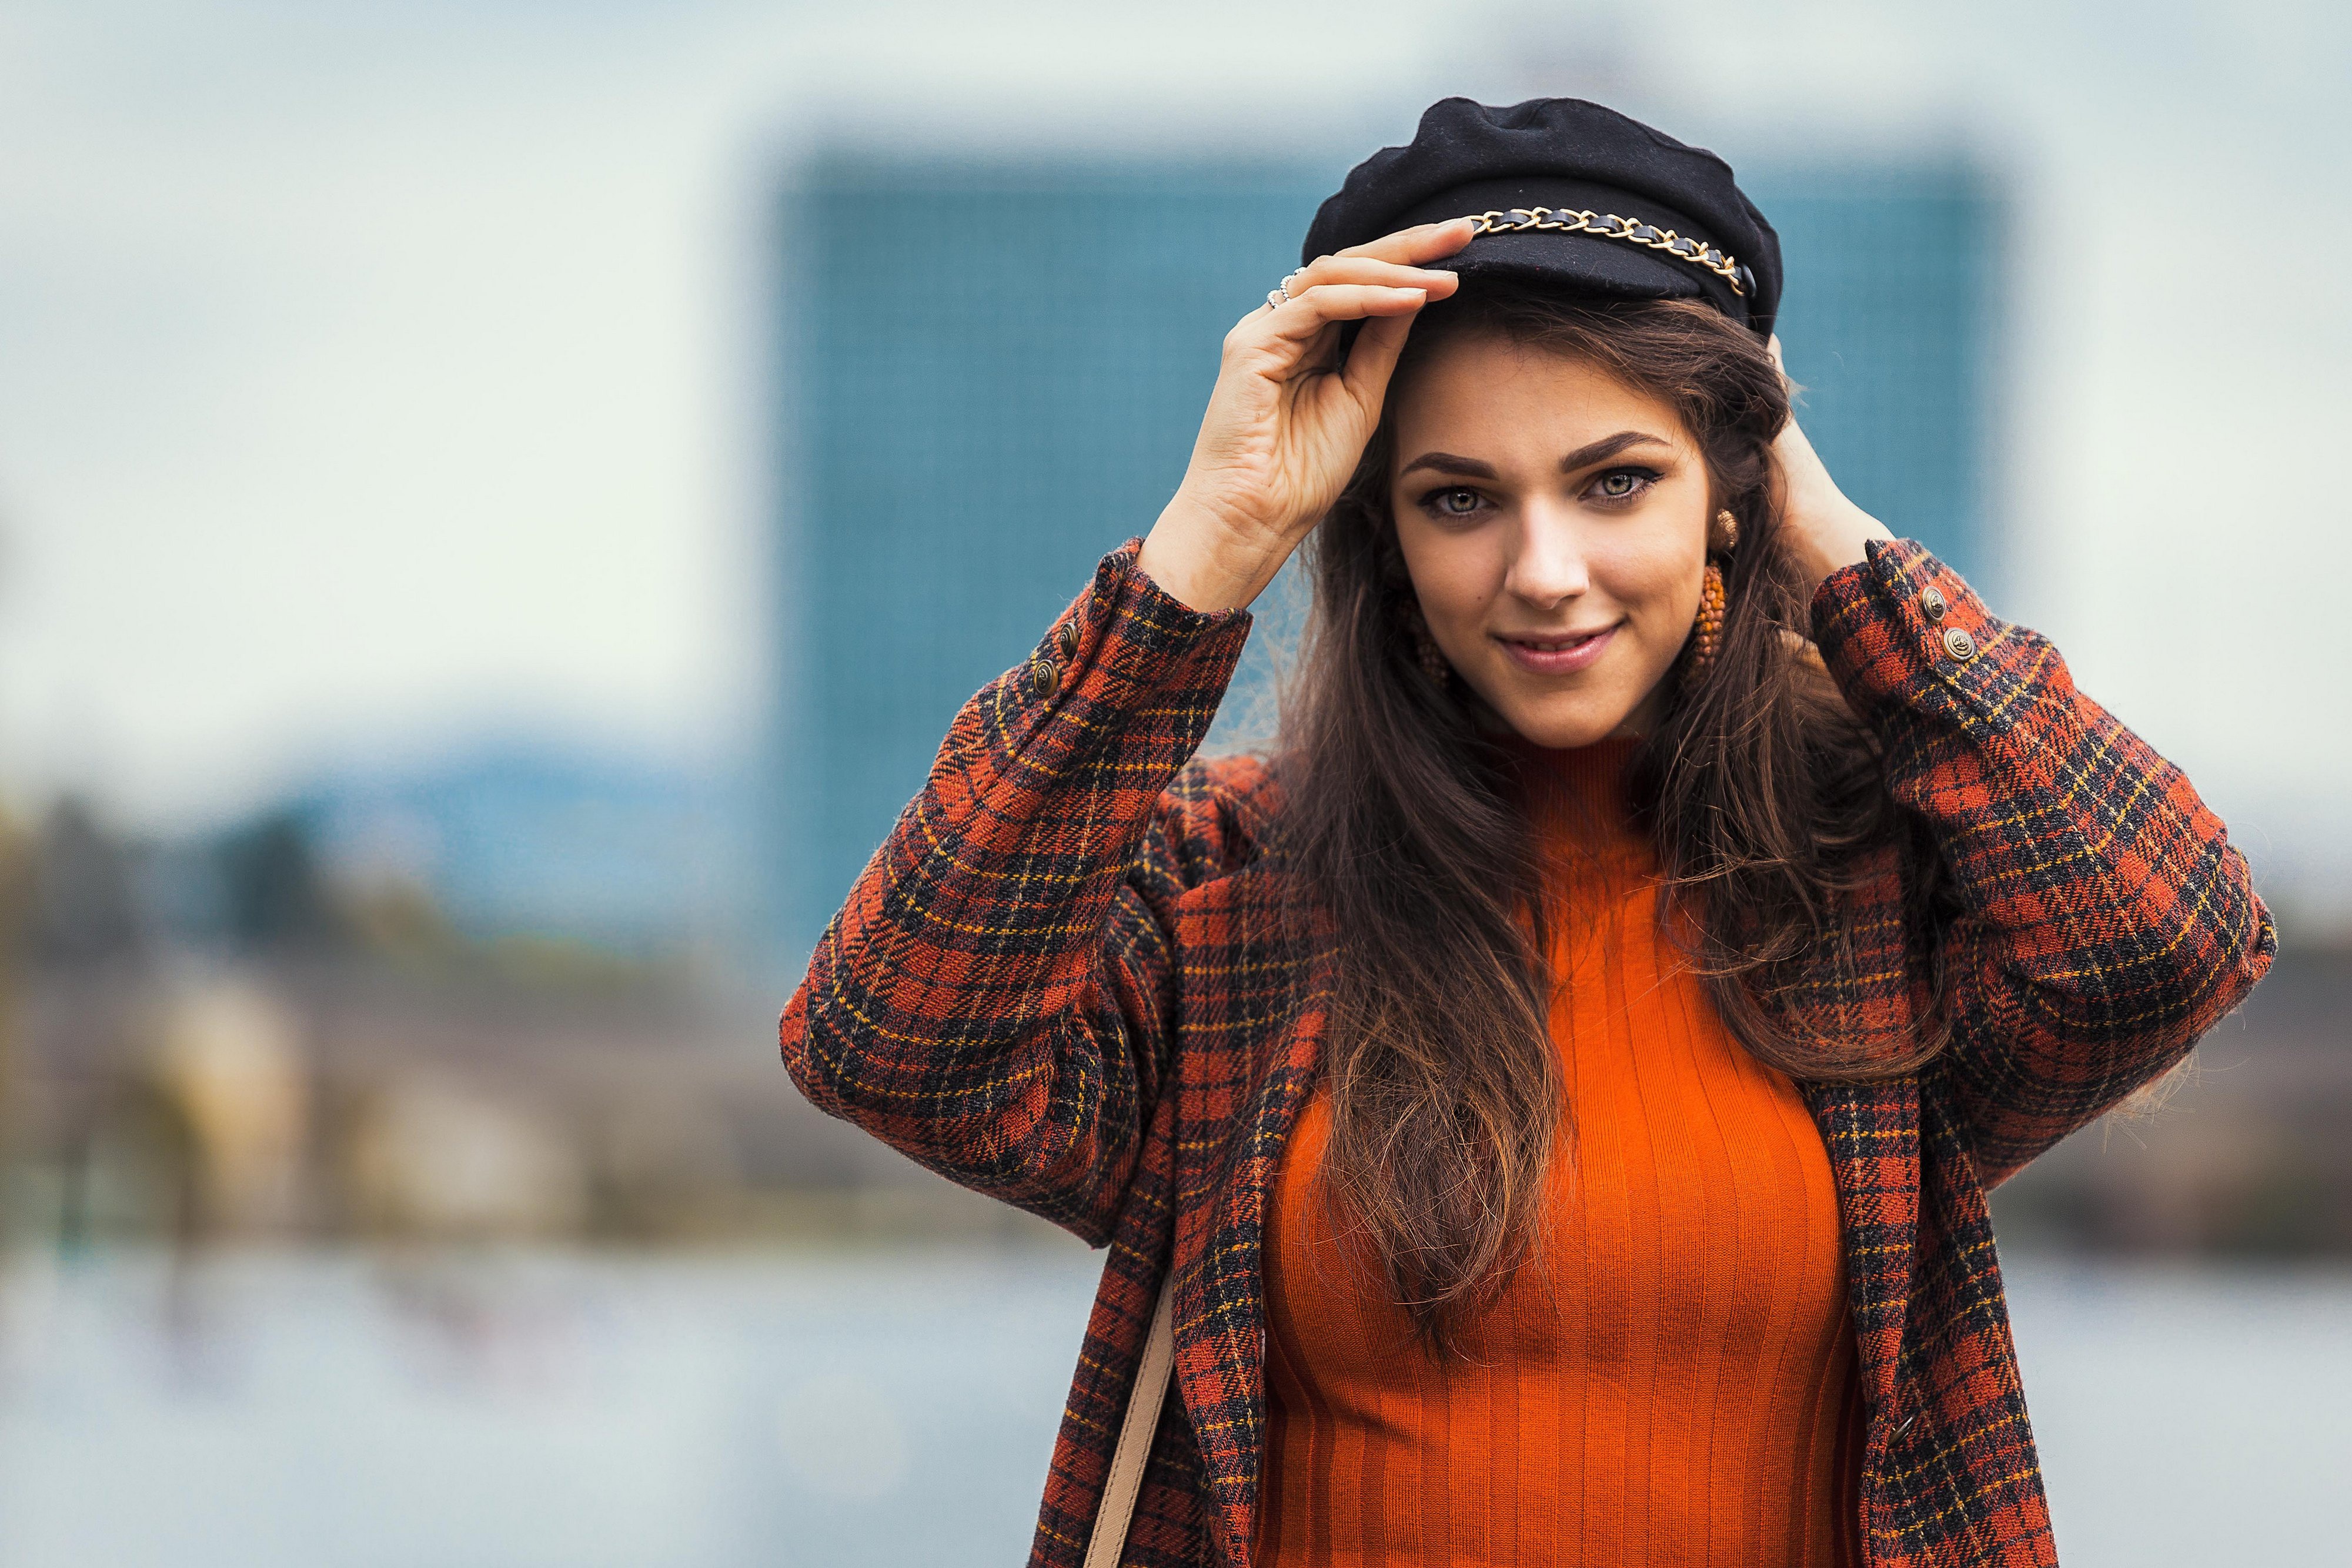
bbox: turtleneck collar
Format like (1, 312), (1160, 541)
(1499, 731), (1652, 873)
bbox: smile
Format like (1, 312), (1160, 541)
(1495, 621), (1622, 676)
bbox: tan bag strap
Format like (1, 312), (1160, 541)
(1081, 1281), (1177, 1568)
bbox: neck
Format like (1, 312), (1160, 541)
(1501, 731), (1647, 862)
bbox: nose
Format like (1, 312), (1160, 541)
(1502, 499), (1591, 610)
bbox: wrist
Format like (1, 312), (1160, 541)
(1786, 499), (1895, 596)
(1139, 494), (1284, 613)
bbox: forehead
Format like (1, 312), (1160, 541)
(1388, 330), (1688, 463)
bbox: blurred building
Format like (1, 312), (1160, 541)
(764, 156), (1329, 964)
(1746, 162), (2002, 588)
(766, 152), (2000, 963)
(286, 744), (735, 961)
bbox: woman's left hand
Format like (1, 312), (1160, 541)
(1766, 335), (1897, 594)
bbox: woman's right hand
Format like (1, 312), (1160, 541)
(1135, 219), (1472, 612)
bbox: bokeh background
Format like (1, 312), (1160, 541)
(2, 2), (2348, 1564)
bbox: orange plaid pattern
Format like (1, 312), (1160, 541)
(783, 537), (2273, 1568)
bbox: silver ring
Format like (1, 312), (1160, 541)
(1265, 286), (1288, 310)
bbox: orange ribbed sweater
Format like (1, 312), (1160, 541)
(1258, 738), (1860, 1568)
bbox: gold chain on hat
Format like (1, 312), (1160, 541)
(1463, 208), (1746, 296)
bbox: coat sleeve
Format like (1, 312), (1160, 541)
(1811, 539), (2277, 1187)
(779, 539), (1254, 1244)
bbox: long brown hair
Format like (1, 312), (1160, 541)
(1277, 285), (1950, 1353)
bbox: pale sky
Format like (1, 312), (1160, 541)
(2, 0), (2347, 916)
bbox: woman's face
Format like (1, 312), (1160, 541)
(1388, 332), (1712, 749)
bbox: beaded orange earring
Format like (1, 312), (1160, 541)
(1683, 509), (1738, 681)
(1686, 561), (1728, 678)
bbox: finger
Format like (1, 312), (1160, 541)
(1255, 284), (1427, 345)
(1340, 310), (1417, 405)
(1329, 216), (1477, 269)
(1288, 253), (1460, 300)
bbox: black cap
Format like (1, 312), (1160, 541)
(1303, 97), (1782, 339)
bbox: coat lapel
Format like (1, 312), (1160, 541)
(1802, 1075), (1922, 1423)
(1168, 867), (1328, 1568)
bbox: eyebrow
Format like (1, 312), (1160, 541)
(1397, 430), (1675, 482)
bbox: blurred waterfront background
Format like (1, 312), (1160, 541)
(2, 2), (2348, 1565)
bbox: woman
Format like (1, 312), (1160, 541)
(781, 98), (2273, 1568)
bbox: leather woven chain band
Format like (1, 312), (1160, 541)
(1461, 207), (1749, 296)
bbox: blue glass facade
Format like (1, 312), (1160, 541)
(1747, 163), (2002, 588)
(769, 153), (1999, 960)
(767, 158), (1332, 960)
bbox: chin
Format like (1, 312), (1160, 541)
(1489, 693), (1638, 750)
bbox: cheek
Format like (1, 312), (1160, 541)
(1595, 534), (1707, 630)
(1595, 536), (1710, 709)
(1395, 518), (1502, 631)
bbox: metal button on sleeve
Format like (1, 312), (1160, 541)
(1919, 586), (1948, 622)
(1030, 657), (1060, 696)
(1057, 619), (1080, 658)
(1941, 626), (1977, 663)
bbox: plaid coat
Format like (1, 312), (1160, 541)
(781, 536), (2273, 1568)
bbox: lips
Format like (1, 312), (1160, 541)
(1495, 620), (1622, 676)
